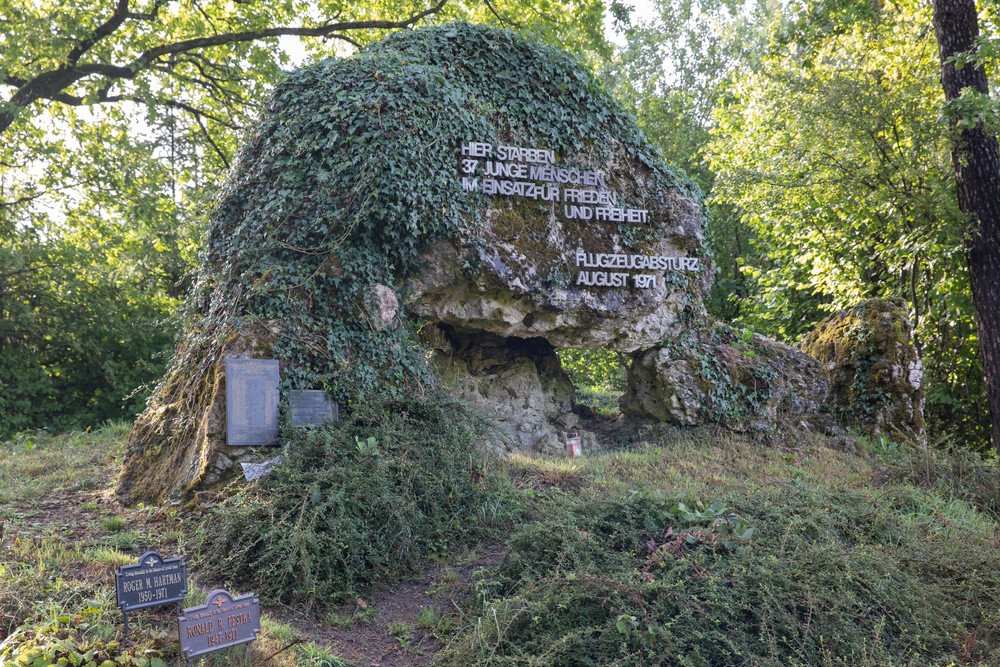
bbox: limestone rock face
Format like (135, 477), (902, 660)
(801, 298), (925, 444)
(620, 325), (832, 432)
(407, 189), (710, 354)
(423, 324), (578, 453)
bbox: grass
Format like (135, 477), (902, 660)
(4, 417), (1000, 665)
(506, 427), (872, 497)
(0, 421), (128, 504)
(440, 432), (1000, 666)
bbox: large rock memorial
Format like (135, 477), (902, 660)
(116, 24), (924, 504)
(116, 23), (712, 503)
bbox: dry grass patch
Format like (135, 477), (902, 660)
(0, 422), (128, 504)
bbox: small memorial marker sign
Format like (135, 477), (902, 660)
(288, 389), (339, 428)
(178, 589), (261, 664)
(226, 358), (280, 446)
(115, 551), (187, 636)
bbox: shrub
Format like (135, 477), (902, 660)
(198, 397), (520, 609)
(442, 485), (1000, 667)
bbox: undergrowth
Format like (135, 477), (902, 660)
(438, 435), (1000, 667)
(6, 422), (1000, 666)
(197, 396), (520, 609)
(440, 482), (1000, 666)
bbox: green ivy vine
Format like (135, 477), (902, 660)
(176, 22), (695, 407)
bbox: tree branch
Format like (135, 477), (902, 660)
(189, 109), (232, 170)
(66, 0), (131, 66)
(0, 0), (450, 137)
(129, 1), (448, 67)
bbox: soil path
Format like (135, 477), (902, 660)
(6, 473), (502, 667)
(267, 544), (505, 666)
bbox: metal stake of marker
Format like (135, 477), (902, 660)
(122, 595), (183, 641)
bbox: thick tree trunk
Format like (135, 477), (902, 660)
(932, 0), (1000, 448)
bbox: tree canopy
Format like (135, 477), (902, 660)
(605, 0), (996, 445)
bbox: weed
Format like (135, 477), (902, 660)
(296, 643), (352, 666)
(100, 516), (128, 533)
(324, 612), (356, 629)
(416, 606), (438, 630)
(159, 529), (184, 547)
(440, 478), (1000, 667)
(416, 606), (454, 638)
(103, 529), (144, 550)
(389, 620), (414, 645)
(87, 546), (135, 568)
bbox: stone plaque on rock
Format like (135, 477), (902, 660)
(178, 589), (261, 662)
(288, 390), (339, 428)
(226, 359), (279, 446)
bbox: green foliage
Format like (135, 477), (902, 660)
(558, 348), (628, 394)
(0, 224), (184, 437)
(602, 0), (770, 323)
(198, 396), (521, 608)
(442, 483), (1000, 667)
(559, 347), (628, 415)
(707, 0), (990, 446)
(0, 617), (166, 667)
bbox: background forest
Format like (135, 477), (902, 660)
(1, 0), (997, 448)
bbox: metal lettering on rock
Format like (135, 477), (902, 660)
(458, 140), (700, 291)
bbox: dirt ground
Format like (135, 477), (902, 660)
(264, 544), (505, 667)
(6, 469), (503, 667)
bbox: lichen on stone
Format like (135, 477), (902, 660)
(801, 298), (925, 444)
(620, 323), (832, 434)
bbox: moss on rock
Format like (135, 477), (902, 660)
(620, 323), (832, 434)
(801, 298), (925, 444)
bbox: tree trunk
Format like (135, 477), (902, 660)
(932, 0), (1000, 449)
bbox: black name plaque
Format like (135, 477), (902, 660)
(116, 551), (188, 613)
(226, 358), (280, 446)
(288, 390), (339, 428)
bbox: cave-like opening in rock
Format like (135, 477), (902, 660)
(557, 347), (629, 420)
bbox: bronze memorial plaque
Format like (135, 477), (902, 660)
(178, 589), (261, 662)
(288, 389), (339, 428)
(225, 359), (280, 446)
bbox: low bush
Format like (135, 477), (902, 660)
(442, 484), (1000, 667)
(197, 396), (520, 609)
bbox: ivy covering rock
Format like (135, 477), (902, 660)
(802, 297), (926, 444)
(116, 23), (710, 503)
(620, 324), (833, 433)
